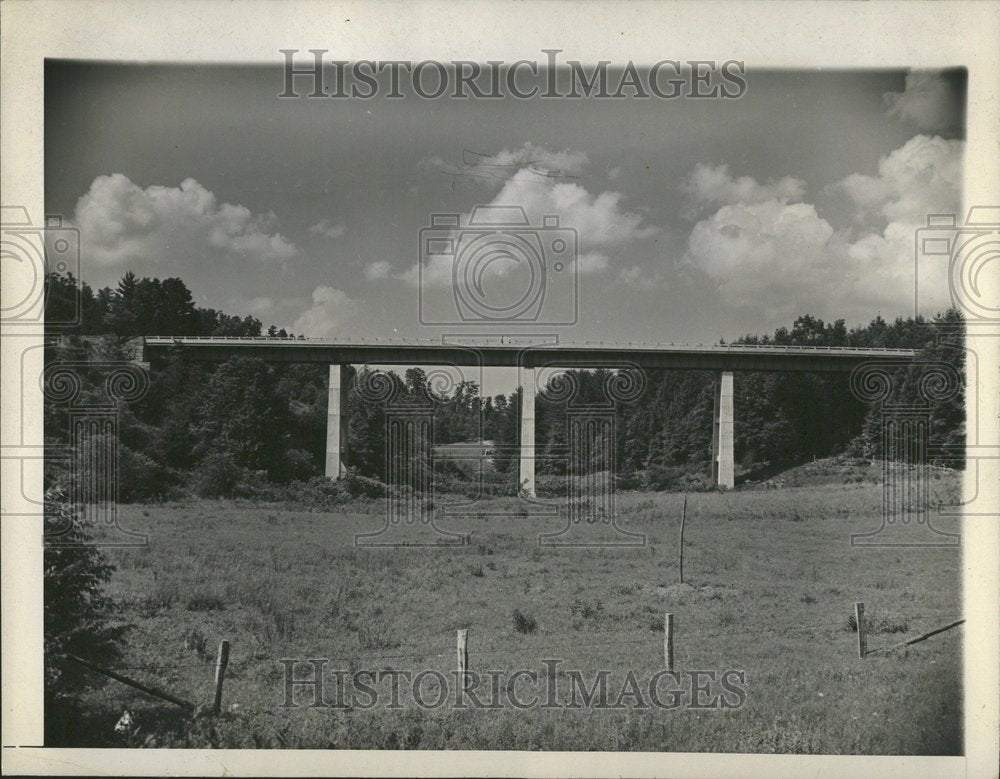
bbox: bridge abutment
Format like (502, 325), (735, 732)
(712, 370), (735, 489)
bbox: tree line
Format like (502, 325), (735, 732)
(45, 270), (294, 338)
(43, 271), (965, 499)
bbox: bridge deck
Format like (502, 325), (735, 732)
(143, 336), (917, 373)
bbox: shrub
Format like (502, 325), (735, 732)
(182, 627), (210, 659)
(185, 588), (226, 612)
(571, 597), (605, 620)
(44, 488), (127, 742)
(512, 608), (537, 634)
(535, 474), (568, 497)
(868, 612), (910, 634)
(644, 463), (712, 492)
(118, 446), (177, 502)
(192, 451), (244, 498)
(281, 447), (319, 482)
(613, 471), (643, 491)
(48, 432), (177, 504)
(341, 470), (387, 499)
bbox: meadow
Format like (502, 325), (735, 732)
(74, 460), (964, 753)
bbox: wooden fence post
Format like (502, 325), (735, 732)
(664, 613), (675, 672)
(456, 629), (469, 691)
(678, 496), (687, 584)
(213, 639), (231, 715)
(854, 602), (867, 659)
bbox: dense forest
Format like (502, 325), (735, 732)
(43, 271), (965, 501)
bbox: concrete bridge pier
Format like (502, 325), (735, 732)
(519, 367), (536, 497)
(325, 364), (349, 478)
(712, 370), (735, 489)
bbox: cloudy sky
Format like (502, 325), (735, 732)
(46, 64), (964, 385)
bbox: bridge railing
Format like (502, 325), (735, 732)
(142, 335), (916, 355)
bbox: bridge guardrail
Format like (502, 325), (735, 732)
(141, 336), (916, 355)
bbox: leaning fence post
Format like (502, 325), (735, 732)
(854, 602), (867, 659)
(456, 629), (469, 691)
(678, 496), (687, 584)
(664, 613), (675, 672)
(213, 639), (231, 715)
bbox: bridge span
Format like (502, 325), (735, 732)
(143, 336), (917, 492)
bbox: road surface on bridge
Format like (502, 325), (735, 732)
(143, 336), (917, 373)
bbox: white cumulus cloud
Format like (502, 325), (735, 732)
(618, 265), (665, 290)
(682, 163), (806, 210)
(364, 260), (394, 280)
(291, 286), (363, 337)
(397, 145), (659, 291)
(683, 134), (963, 321)
(308, 219), (347, 239)
(421, 142), (590, 185)
(834, 134), (963, 227)
(73, 174), (297, 270)
(883, 70), (964, 136)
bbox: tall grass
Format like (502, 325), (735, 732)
(77, 465), (963, 753)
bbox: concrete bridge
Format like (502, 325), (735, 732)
(143, 336), (917, 491)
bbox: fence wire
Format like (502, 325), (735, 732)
(75, 607), (963, 711)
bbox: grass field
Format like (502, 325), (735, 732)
(71, 460), (964, 753)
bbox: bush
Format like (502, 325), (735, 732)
(535, 474), (568, 497)
(340, 470), (386, 499)
(571, 597), (605, 620)
(192, 451), (246, 498)
(118, 446), (177, 502)
(47, 432), (176, 504)
(430, 466), (519, 499)
(185, 588), (226, 612)
(644, 463), (712, 492)
(282, 447), (319, 482)
(613, 471), (643, 491)
(277, 473), (386, 511)
(283, 476), (346, 510)
(44, 488), (127, 742)
(512, 608), (537, 634)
